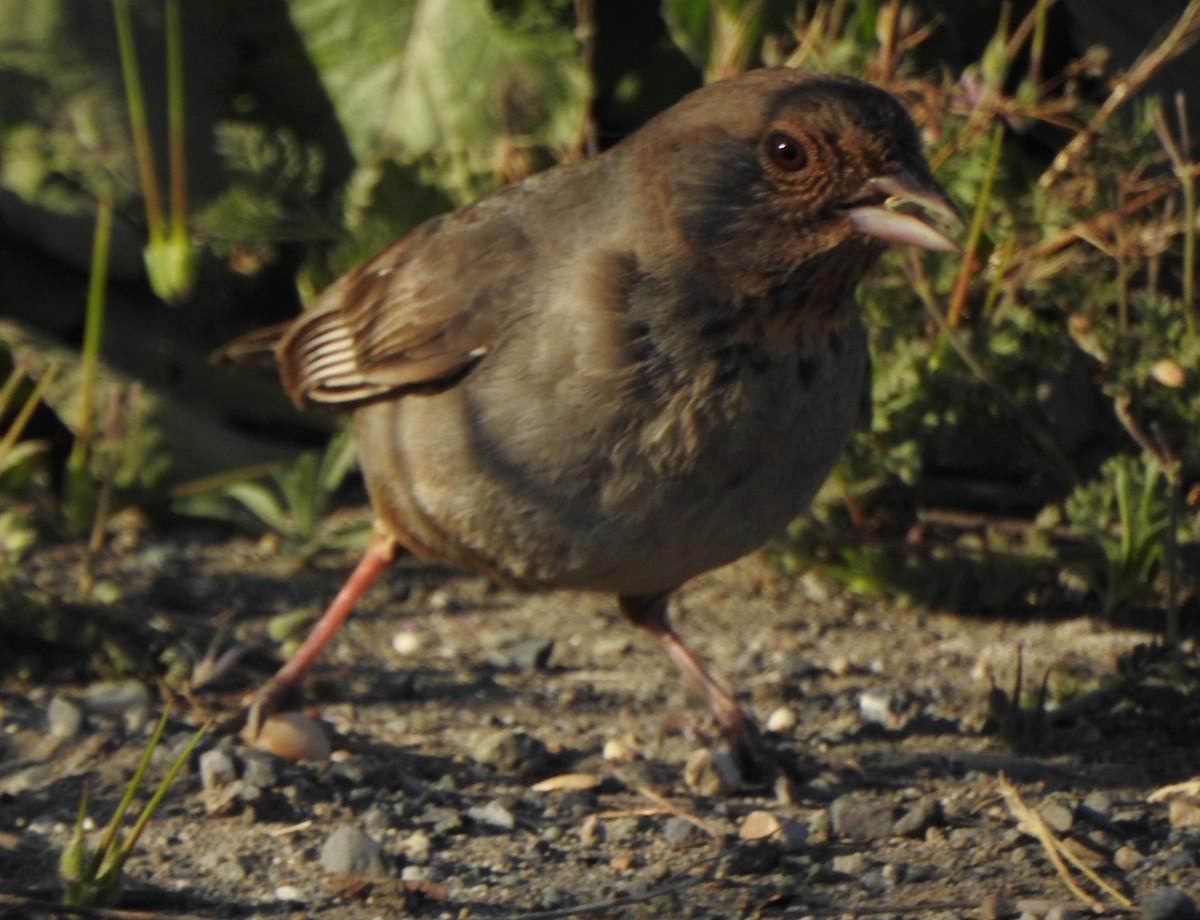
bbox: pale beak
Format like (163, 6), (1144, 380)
(842, 160), (964, 253)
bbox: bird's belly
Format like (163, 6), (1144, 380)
(354, 324), (867, 596)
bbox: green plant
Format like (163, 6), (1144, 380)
(59, 709), (208, 907)
(172, 426), (365, 559)
(111, 0), (197, 301)
(1063, 455), (1172, 617)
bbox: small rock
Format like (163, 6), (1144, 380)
(601, 738), (639, 762)
(400, 829), (433, 865)
(777, 819), (809, 852)
(391, 627), (421, 656)
(858, 688), (903, 728)
(1168, 798), (1200, 830)
(830, 794), (895, 842)
(83, 680), (150, 726)
(893, 798), (943, 838)
(1140, 887), (1198, 920)
(663, 816), (701, 847)
(606, 816), (642, 842)
(214, 858), (247, 884)
(430, 808), (467, 836)
(683, 748), (741, 796)
(978, 892), (1016, 920)
(400, 865), (433, 882)
(832, 852), (869, 876)
(199, 748), (237, 791)
(740, 810), (784, 840)
(471, 799), (517, 831)
(717, 840), (778, 876)
(275, 885), (304, 902)
(505, 637), (555, 671)
(247, 711), (331, 762)
(828, 655), (852, 677)
(47, 697), (83, 739)
(473, 729), (549, 775)
(362, 805), (392, 834)
(1114, 844), (1144, 871)
(1044, 908), (1080, 920)
(765, 706), (797, 733)
(240, 750), (281, 788)
(1162, 848), (1198, 870)
(1082, 790), (1113, 815)
(319, 825), (387, 877)
(1040, 799), (1075, 834)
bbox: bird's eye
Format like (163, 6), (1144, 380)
(766, 131), (808, 173)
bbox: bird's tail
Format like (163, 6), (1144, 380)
(210, 322), (290, 375)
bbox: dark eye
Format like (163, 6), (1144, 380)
(766, 131), (808, 172)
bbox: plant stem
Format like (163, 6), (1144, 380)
(70, 196), (114, 474)
(165, 0), (188, 244)
(948, 121), (1004, 327)
(111, 0), (164, 242)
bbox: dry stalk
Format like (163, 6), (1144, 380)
(1040, 0), (1200, 187)
(997, 773), (1134, 909)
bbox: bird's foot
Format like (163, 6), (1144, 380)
(242, 676), (307, 742)
(719, 710), (804, 800)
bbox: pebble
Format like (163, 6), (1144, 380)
(400, 829), (433, 865)
(858, 688), (903, 728)
(319, 825), (387, 877)
(683, 748), (741, 796)
(428, 808), (467, 836)
(240, 750), (281, 788)
(1039, 799), (1075, 834)
(1162, 848), (1198, 870)
(46, 697), (83, 739)
(496, 637), (555, 671)
(893, 798), (943, 838)
(832, 852), (869, 876)
(664, 816), (701, 847)
(274, 885), (305, 902)
(198, 748), (236, 791)
(1114, 844), (1144, 871)
(717, 840), (779, 876)
(606, 816), (642, 842)
(1140, 888), (1198, 920)
(391, 627), (421, 656)
(765, 706), (797, 733)
(739, 810), (784, 840)
(1168, 798), (1200, 830)
(830, 794), (895, 842)
(247, 712), (331, 762)
(82, 679), (150, 724)
(473, 729), (549, 775)
(471, 799), (517, 831)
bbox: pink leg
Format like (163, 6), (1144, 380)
(619, 592), (779, 779)
(245, 528), (398, 738)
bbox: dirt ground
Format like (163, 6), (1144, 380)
(1, 528), (1198, 919)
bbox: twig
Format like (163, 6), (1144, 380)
(998, 774), (1134, 909)
(632, 785), (722, 837)
(1040, 0), (1200, 187)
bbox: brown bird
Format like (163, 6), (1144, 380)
(219, 67), (961, 774)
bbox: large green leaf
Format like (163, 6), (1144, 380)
(287, 0), (588, 203)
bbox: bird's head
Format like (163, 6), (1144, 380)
(634, 69), (962, 281)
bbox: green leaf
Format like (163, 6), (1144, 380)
(287, 0), (588, 203)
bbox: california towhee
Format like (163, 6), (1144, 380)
(219, 67), (961, 775)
